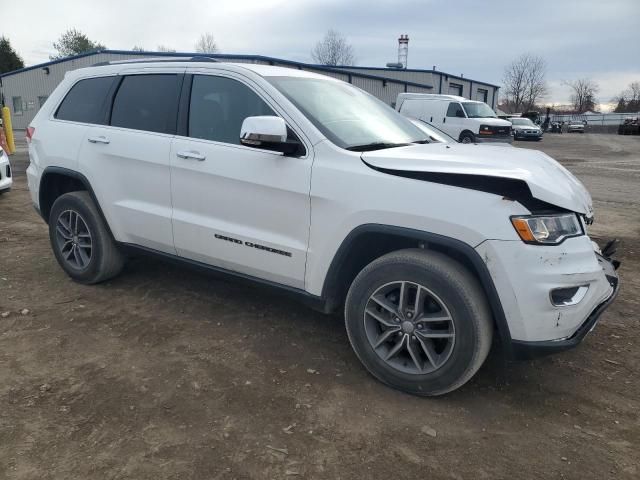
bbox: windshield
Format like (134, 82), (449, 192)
(266, 76), (426, 150)
(510, 118), (536, 126)
(409, 119), (456, 143)
(461, 102), (497, 118)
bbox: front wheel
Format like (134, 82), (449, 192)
(345, 249), (493, 396)
(459, 132), (475, 144)
(49, 191), (124, 284)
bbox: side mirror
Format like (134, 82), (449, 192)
(240, 116), (301, 155)
(456, 110), (466, 118)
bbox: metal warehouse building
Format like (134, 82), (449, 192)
(0, 49), (500, 130)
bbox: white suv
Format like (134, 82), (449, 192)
(0, 146), (12, 194)
(26, 59), (619, 395)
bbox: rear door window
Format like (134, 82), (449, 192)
(111, 74), (181, 134)
(55, 77), (115, 124)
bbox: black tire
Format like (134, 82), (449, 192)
(345, 249), (492, 396)
(49, 191), (124, 284)
(459, 132), (475, 144)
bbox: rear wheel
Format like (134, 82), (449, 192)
(49, 191), (124, 284)
(345, 249), (493, 396)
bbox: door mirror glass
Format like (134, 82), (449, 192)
(455, 109), (466, 118)
(240, 116), (300, 155)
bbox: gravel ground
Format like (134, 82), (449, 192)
(1, 133), (638, 479)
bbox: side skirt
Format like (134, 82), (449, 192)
(118, 243), (329, 313)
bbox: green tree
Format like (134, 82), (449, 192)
(613, 97), (627, 113)
(0, 36), (25, 74)
(50, 28), (106, 60)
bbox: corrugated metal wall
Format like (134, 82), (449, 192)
(337, 67), (499, 107)
(1, 52), (498, 128)
(338, 67), (435, 86)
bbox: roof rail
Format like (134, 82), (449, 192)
(92, 56), (219, 67)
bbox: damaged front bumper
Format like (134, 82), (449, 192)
(510, 254), (619, 360)
(476, 236), (620, 360)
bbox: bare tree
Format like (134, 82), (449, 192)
(156, 45), (176, 53)
(565, 78), (599, 113)
(613, 81), (640, 113)
(311, 29), (356, 66)
(502, 53), (548, 113)
(195, 33), (219, 54)
(132, 45), (145, 52)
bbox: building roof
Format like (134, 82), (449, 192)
(0, 49), (438, 90)
(335, 65), (500, 89)
(0, 49), (498, 89)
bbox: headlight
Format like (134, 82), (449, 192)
(511, 213), (583, 245)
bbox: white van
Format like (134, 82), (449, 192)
(396, 94), (512, 144)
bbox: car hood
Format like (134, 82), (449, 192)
(469, 117), (511, 126)
(361, 143), (593, 215)
(512, 124), (541, 130)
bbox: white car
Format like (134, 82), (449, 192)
(567, 120), (586, 133)
(0, 147), (12, 194)
(25, 59), (619, 396)
(396, 93), (513, 144)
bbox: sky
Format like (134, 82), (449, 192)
(2, 0), (639, 110)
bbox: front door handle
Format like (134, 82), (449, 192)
(87, 136), (110, 144)
(177, 150), (206, 161)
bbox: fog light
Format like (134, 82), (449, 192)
(550, 285), (589, 307)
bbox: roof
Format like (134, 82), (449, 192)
(77, 61), (337, 82)
(397, 94), (472, 102)
(0, 49), (496, 90)
(335, 64), (501, 89)
(0, 49), (439, 90)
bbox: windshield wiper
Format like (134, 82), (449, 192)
(345, 142), (410, 152)
(412, 138), (430, 144)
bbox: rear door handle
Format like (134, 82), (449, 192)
(177, 150), (206, 161)
(88, 136), (110, 144)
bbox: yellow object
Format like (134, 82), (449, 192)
(2, 107), (15, 154)
(511, 217), (536, 242)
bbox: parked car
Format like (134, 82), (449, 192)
(396, 94), (513, 144)
(26, 60), (619, 396)
(618, 118), (640, 135)
(567, 120), (586, 133)
(0, 147), (12, 195)
(509, 117), (543, 141)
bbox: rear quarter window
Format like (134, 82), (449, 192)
(55, 76), (115, 124)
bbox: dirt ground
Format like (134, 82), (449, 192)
(1, 133), (638, 479)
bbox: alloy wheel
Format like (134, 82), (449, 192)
(55, 209), (93, 270)
(364, 281), (456, 374)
